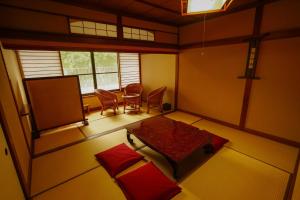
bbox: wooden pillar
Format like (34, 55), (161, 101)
(239, 5), (263, 128)
(117, 15), (123, 40)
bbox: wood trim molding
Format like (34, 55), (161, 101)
(177, 108), (300, 148)
(0, 28), (178, 49)
(244, 128), (300, 148)
(174, 54), (179, 110)
(179, 28), (300, 50)
(262, 28), (300, 41)
(180, 35), (252, 49)
(117, 15), (123, 40)
(239, 79), (253, 127)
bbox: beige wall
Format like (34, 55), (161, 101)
(246, 38), (300, 142)
(178, 44), (247, 125)
(0, 44), (30, 195)
(141, 54), (176, 109)
(261, 0), (300, 33)
(0, 0), (116, 24)
(2, 49), (32, 151)
(0, 6), (69, 34)
(179, 9), (255, 45)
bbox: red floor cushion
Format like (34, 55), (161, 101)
(95, 143), (143, 177)
(117, 162), (181, 200)
(202, 130), (229, 152)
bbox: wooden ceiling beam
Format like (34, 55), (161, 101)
(134, 0), (181, 15)
(0, 28), (178, 50)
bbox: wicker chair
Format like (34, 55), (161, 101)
(147, 87), (167, 113)
(124, 83), (143, 106)
(95, 89), (119, 115)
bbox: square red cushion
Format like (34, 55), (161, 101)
(117, 162), (181, 200)
(95, 143), (143, 177)
(202, 130), (229, 152)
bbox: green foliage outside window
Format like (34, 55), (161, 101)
(60, 51), (120, 93)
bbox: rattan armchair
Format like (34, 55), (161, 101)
(147, 87), (167, 113)
(124, 83), (143, 106)
(95, 89), (119, 115)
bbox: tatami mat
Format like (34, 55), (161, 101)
(32, 163), (202, 200)
(34, 128), (85, 155)
(80, 110), (161, 137)
(31, 111), (298, 199)
(165, 111), (201, 124)
(31, 129), (143, 196)
(292, 162), (300, 200)
(138, 147), (175, 180)
(85, 111), (106, 122)
(193, 120), (299, 173)
(180, 147), (289, 200)
(138, 146), (289, 200)
(32, 166), (126, 200)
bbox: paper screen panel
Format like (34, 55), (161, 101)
(25, 76), (84, 131)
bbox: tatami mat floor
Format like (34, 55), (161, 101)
(33, 104), (160, 155)
(193, 120), (298, 173)
(31, 111), (299, 200)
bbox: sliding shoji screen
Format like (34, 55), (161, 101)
(119, 53), (140, 87)
(18, 50), (63, 78)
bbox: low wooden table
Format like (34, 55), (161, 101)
(122, 94), (141, 113)
(126, 116), (213, 179)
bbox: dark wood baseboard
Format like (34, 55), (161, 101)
(177, 108), (300, 148)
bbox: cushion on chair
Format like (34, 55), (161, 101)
(95, 143), (144, 177)
(117, 162), (181, 200)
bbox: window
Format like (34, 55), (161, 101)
(69, 19), (117, 38)
(18, 50), (63, 78)
(123, 27), (154, 41)
(94, 52), (119, 90)
(60, 51), (94, 94)
(18, 50), (141, 94)
(119, 53), (140, 88)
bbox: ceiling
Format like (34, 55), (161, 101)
(52, 0), (260, 26)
